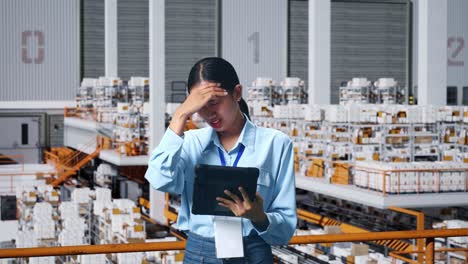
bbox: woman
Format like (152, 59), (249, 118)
(145, 57), (296, 263)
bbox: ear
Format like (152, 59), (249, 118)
(234, 84), (243, 102)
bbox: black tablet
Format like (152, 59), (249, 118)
(192, 164), (260, 216)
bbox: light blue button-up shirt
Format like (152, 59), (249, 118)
(145, 117), (297, 245)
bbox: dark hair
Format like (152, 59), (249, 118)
(187, 57), (250, 120)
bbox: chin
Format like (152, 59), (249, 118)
(212, 126), (224, 132)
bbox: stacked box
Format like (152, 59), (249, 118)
(348, 104), (379, 123)
(420, 105), (438, 123)
(116, 252), (145, 264)
(29, 257), (55, 264)
(93, 200), (114, 219)
(16, 186), (38, 204)
(80, 254), (107, 264)
(305, 158), (325, 178)
(58, 228), (84, 246)
(95, 164), (117, 187)
(59, 201), (79, 219)
(33, 218), (55, 239)
(438, 106), (462, 122)
(71, 187), (91, 204)
(355, 161), (468, 193)
(463, 107), (468, 123)
(420, 169), (438, 192)
(96, 187), (112, 202)
(111, 214), (133, 233)
(33, 203), (53, 219)
(305, 105), (324, 121)
(331, 163), (351, 185)
(113, 199), (136, 213)
(445, 220), (468, 245)
(325, 105), (348, 123)
(16, 230), (38, 248)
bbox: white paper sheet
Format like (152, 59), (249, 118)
(213, 216), (244, 258)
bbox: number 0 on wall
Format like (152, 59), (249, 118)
(21, 31), (45, 64)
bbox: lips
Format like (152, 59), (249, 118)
(208, 118), (222, 128)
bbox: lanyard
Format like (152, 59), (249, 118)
(218, 145), (245, 167)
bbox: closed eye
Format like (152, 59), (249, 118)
(208, 100), (219, 106)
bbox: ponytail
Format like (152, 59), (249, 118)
(238, 98), (250, 120)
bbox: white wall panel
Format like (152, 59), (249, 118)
(331, 1), (408, 104)
(166, 0), (216, 102)
(82, 0), (105, 78)
(417, 0), (447, 105)
(413, 0), (468, 104)
(222, 0), (287, 89)
(289, 0), (308, 86)
(118, 0), (150, 80)
(0, 0), (79, 101)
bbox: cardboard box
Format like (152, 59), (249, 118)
(351, 243), (369, 256)
(450, 258), (466, 264)
(324, 226), (342, 234)
(331, 163), (350, 184)
(307, 159), (324, 178)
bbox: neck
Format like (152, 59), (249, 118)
(217, 111), (245, 150)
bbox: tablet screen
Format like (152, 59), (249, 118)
(192, 164), (259, 216)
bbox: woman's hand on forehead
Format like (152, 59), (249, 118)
(179, 81), (228, 116)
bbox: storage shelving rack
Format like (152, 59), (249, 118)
(375, 85), (405, 104)
(459, 117), (468, 162)
(439, 122), (462, 161)
(78, 200), (93, 245)
(76, 79), (96, 120)
(325, 121), (353, 184)
(350, 123), (382, 162)
(447, 239), (467, 263)
(339, 84), (376, 105)
(411, 122), (440, 162)
(381, 123), (411, 163)
(113, 108), (141, 156)
(300, 120), (327, 177)
(139, 111), (150, 156)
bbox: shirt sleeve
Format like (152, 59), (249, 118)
(254, 139), (297, 245)
(144, 128), (191, 194)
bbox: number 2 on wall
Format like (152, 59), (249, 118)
(448, 36), (464, 67)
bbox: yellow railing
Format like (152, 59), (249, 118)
(389, 206), (426, 263)
(60, 137), (98, 168)
(0, 228), (466, 263)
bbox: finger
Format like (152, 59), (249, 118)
(238, 187), (251, 203)
(218, 202), (233, 211)
(216, 197), (235, 207)
(213, 91), (229, 97)
(218, 202), (241, 216)
(217, 202), (231, 209)
(224, 190), (242, 204)
(204, 87), (228, 95)
(200, 83), (222, 90)
(201, 88), (228, 98)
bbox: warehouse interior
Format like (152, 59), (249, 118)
(0, 0), (467, 263)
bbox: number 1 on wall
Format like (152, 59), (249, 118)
(248, 32), (260, 64)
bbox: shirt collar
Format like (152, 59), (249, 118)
(207, 114), (256, 153)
